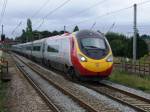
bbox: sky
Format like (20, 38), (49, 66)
(0, 0), (150, 39)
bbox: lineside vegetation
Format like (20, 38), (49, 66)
(0, 80), (8, 112)
(109, 70), (150, 93)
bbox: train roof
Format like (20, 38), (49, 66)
(47, 33), (72, 41)
(75, 30), (105, 39)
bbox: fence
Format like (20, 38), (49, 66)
(114, 61), (150, 76)
(0, 51), (10, 81)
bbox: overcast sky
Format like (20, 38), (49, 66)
(0, 0), (150, 38)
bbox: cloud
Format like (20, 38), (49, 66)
(1, 0), (150, 38)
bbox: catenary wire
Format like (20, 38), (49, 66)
(0, 0), (8, 25)
(35, 0), (72, 30)
(12, 22), (22, 35)
(31, 0), (51, 18)
(66, 0), (150, 28)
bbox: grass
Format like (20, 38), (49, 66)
(108, 70), (150, 93)
(0, 80), (8, 112)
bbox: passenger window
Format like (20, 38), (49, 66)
(47, 45), (59, 53)
(33, 46), (41, 51)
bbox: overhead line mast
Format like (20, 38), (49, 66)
(133, 4), (137, 63)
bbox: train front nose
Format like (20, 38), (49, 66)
(79, 56), (113, 76)
(72, 30), (113, 77)
(76, 35), (113, 76)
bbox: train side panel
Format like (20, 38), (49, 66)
(32, 38), (46, 60)
(44, 35), (72, 70)
(59, 36), (72, 66)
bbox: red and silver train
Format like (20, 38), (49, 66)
(12, 30), (113, 80)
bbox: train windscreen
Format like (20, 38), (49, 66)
(81, 38), (106, 50)
(76, 30), (109, 59)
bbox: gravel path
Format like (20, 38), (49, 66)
(5, 54), (52, 112)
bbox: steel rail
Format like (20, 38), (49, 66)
(85, 82), (150, 112)
(13, 53), (150, 112)
(13, 54), (99, 112)
(13, 56), (61, 112)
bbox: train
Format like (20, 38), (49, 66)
(12, 30), (113, 81)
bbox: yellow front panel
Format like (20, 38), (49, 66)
(80, 53), (113, 72)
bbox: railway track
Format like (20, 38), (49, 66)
(13, 56), (61, 112)
(13, 53), (150, 112)
(84, 82), (150, 112)
(12, 54), (100, 112)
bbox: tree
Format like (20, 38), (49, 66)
(105, 32), (149, 59)
(15, 29), (26, 43)
(127, 36), (149, 59)
(21, 29), (26, 43)
(141, 34), (150, 53)
(59, 30), (69, 35)
(40, 31), (52, 38)
(105, 32), (127, 57)
(26, 19), (33, 42)
(73, 25), (79, 32)
(52, 30), (59, 36)
(141, 34), (150, 40)
(59, 30), (65, 35)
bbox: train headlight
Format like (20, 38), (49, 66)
(106, 55), (113, 62)
(78, 54), (87, 62)
(81, 56), (86, 62)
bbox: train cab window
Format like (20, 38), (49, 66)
(77, 32), (109, 59)
(81, 38), (106, 50)
(47, 45), (59, 53)
(33, 46), (41, 51)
